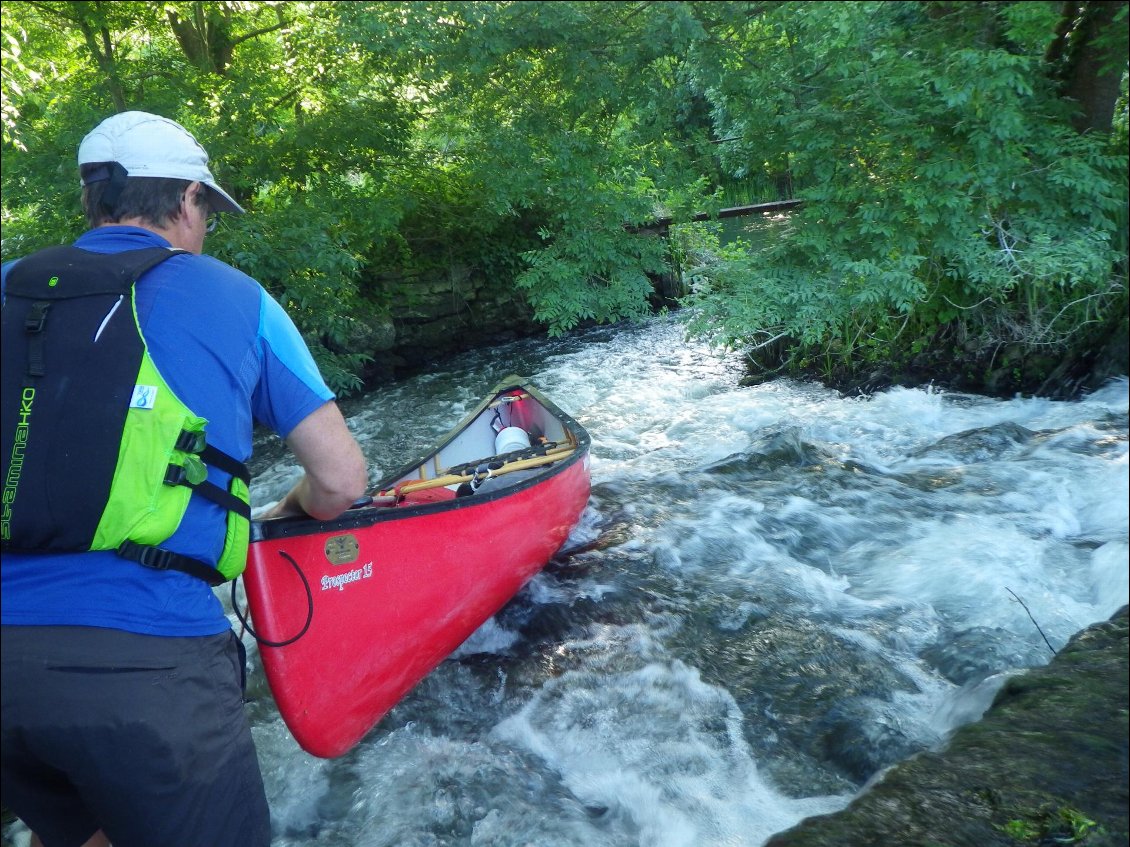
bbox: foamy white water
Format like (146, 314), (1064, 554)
(10, 318), (1120, 847)
(235, 318), (1130, 846)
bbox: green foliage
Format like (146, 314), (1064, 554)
(520, 222), (666, 334)
(3, 1), (1127, 391)
(998, 805), (1103, 844)
(370, 1), (703, 334)
(679, 1), (1128, 375)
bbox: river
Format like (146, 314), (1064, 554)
(8, 316), (1125, 847)
(239, 317), (1128, 847)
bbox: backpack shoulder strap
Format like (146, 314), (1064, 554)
(5, 246), (187, 380)
(6, 245), (186, 300)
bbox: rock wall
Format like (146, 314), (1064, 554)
(363, 265), (541, 383)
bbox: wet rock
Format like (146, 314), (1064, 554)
(921, 625), (1045, 686)
(909, 422), (1037, 463)
(765, 605), (1129, 847)
(684, 612), (929, 788)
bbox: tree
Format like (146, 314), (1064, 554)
(2, 1), (412, 392)
(4, 2), (1126, 394)
(678, 1), (1127, 387)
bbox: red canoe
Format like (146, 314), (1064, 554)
(242, 377), (591, 758)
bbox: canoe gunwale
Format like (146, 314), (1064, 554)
(251, 376), (590, 543)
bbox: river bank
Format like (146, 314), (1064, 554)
(737, 307), (1130, 403)
(766, 605), (1129, 847)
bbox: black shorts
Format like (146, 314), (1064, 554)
(1, 625), (270, 847)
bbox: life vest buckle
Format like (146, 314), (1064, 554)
(164, 464), (187, 487)
(118, 540), (174, 571)
(25, 302), (50, 333)
(175, 429), (207, 454)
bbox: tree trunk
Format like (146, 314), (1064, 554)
(74, 8), (127, 112)
(166, 1), (235, 75)
(1047, 0), (1129, 133)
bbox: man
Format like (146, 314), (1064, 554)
(0, 111), (369, 847)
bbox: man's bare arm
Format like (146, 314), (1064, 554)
(260, 401), (368, 520)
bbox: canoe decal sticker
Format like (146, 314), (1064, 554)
(324, 533), (359, 565)
(321, 562), (373, 592)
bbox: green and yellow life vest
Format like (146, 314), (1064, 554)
(1, 246), (250, 584)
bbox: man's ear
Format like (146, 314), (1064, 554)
(187, 181), (208, 207)
(172, 181), (203, 222)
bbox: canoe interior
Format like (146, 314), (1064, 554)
(383, 384), (577, 494)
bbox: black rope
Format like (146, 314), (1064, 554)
(1006, 587), (1057, 656)
(231, 551), (314, 648)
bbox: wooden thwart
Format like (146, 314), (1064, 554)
(388, 446), (575, 496)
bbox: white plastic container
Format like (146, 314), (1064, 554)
(494, 426), (531, 455)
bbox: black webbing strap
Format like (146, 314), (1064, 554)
(199, 444), (251, 484)
(173, 431), (250, 484)
(24, 301), (51, 377)
(117, 540), (226, 586)
(163, 465), (252, 519)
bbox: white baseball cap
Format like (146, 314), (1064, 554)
(78, 111), (244, 214)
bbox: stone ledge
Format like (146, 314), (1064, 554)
(765, 605), (1129, 847)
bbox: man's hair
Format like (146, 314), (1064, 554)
(80, 163), (207, 229)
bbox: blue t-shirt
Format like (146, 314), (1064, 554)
(1, 227), (334, 636)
